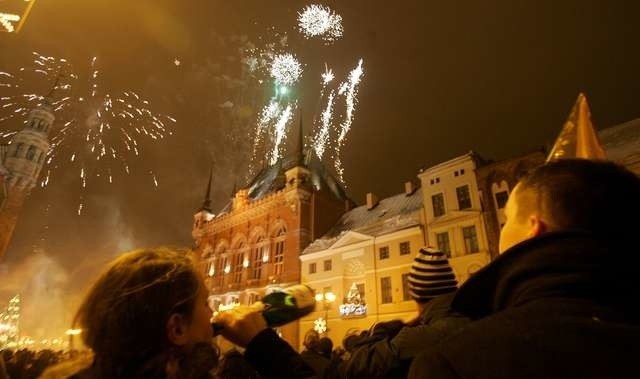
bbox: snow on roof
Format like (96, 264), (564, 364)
(303, 187), (423, 254)
(600, 118), (640, 161)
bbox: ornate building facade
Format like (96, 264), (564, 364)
(0, 100), (53, 261)
(298, 183), (425, 349)
(192, 146), (351, 348)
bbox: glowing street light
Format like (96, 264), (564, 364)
(315, 291), (335, 333)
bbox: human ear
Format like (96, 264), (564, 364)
(166, 313), (189, 346)
(528, 215), (547, 238)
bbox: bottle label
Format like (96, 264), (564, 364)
(284, 284), (316, 309)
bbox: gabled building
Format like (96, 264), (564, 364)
(298, 182), (425, 349)
(192, 124), (351, 349)
(417, 152), (491, 283)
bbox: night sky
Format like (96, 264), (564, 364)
(1, 1), (639, 337)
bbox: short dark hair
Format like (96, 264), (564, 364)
(517, 159), (640, 245)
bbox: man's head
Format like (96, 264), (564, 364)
(499, 159), (640, 254)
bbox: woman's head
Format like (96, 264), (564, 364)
(74, 247), (213, 375)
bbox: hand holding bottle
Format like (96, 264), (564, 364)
(213, 302), (268, 347)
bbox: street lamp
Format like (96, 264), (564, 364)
(315, 292), (336, 332)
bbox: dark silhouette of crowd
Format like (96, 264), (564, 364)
(0, 349), (77, 379)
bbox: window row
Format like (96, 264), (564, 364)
(434, 225), (479, 257)
(431, 184), (472, 217)
(308, 259), (332, 274)
(380, 274), (414, 304)
(204, 241), (286, 283)
(428, 169), (466, 186)
(378, 241), (411, 260)
(11, 143), (45, 164)
(29, 118), (50, 133)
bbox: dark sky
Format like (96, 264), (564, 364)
(1, 0), (639, 337)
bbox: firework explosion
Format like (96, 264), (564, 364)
(241, 6), (364, 185)
(298, 4), (343, 43)
(270, 53), (303, 86)
(0, 52), (175, 214)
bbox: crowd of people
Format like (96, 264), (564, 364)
(0, 349), (89, 379)
(0, 158), (638, 378)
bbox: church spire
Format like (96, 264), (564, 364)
(295, 111), (305, 166)
(200, 167), (213, 212)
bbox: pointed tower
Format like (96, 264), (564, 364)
(0, 97), (54, 261)
(547, 93), (607, 162)
(193, 167), (215, 230)
(285, 113), (311, 188)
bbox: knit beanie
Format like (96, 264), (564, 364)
(408, 247), (458, 303)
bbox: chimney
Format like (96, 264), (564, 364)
(366, 193), (379, 210)
(405, 181), (415, 195)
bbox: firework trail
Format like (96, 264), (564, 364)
(0, 52), (175, 214)
(298, 4), (343, 44)
(312, 64), (335, 159)
(333, 59), (364, 183)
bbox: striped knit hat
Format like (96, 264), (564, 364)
(408, 247), (458, 303)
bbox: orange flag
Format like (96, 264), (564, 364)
(546, 93), (607, 162)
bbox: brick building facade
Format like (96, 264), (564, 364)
(192, 149), (351, 349)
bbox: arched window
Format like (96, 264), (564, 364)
(26, 146), (37, 161)
(233, 242), (245, 284)
(13, 143), (24, 157)
(251, 236), (266, 280)
(273, 228), (286, 276)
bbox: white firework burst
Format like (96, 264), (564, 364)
(298, 4), (344, 43)
(0, 52), (175, 213)
(270, 53), (303, 86)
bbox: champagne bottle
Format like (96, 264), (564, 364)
(212, 284), (316, 335)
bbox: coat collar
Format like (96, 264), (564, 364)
(452, 230), (637, 320)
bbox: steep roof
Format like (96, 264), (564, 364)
(303, 187), (423, 254)
(245, 152), (351, 203)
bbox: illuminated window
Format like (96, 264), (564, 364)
(233, 251), (243, 284)
(324, 259), (332, 271)
(309, 262), (317, 274)
(273, 229), (286, 276)
(251, 243), (265, 280)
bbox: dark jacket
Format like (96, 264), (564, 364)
(409, 231), (640, 379)
(245, 329), (316, 379)
(345, 293), (470, 378)
(300, 349), (330, 378)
